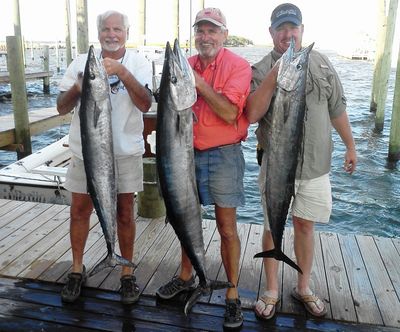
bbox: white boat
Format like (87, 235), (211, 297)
(0, 135), (71, 205)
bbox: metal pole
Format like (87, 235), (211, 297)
(76, 0), (89, 54)
(65, 0), (73, 65)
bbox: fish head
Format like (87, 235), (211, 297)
(278, 38), (314, 92)
(83, 45), (110, 101)
(161, 40), (196, 111)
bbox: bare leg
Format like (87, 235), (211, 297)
(70, 192), (93, 273)
(215, 205), (241, 300)
(254, 229), (279, 317)
(117, 193), (135, 276)
(178, 248), (194, 281)
(293, 216), (324, 314)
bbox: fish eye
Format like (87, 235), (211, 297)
(296, 64), (302, 70)
(89, 73), (96, 80)
(170, 75), (177, 84)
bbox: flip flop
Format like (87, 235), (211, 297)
(254, 295), (280, 320)
(291, 287), (327, 317)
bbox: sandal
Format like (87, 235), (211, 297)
(254, 295), (280, 320)
(291, 287), (327, 317)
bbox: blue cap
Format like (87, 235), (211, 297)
(270, 3), (302, 29)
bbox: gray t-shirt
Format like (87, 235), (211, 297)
(251, 49), (346, 180)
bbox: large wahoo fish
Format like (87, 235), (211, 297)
(156, 39), (231, 314)
(79, 45), (135, 276)
(254, 38), (314, 273)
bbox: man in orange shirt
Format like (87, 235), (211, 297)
(156, 7), (251, 329)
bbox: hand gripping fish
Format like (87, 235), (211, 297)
(156, 39), (232, 314)
(254, 38), (314, 274)
(79, 45), (135, 276)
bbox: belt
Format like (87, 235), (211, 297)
(195, 142), (241, 153)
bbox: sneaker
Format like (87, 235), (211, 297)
(61, 265), (87, 303)
(120, 275), (140, 304)
(156, 275), (196, 299)
(224, 298), (244, 329)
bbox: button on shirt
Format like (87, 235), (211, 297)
(188, 48), (251, 150)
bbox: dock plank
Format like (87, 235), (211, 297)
(339, 233), (383, 325)
(357, 235), (400, 328)
(0, 199), (399, 330)
(321, 232), (357, 322)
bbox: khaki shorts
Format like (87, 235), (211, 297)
(258, 155), (332, 231)
(65, 155), (143, 194)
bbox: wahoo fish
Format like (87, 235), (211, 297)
(254, 38), (314, 273)
(156, 39), (231, 314)
(80, 45), (135, 276)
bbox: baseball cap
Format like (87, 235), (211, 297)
(270, 3), (302, 29)
(193, 7), (227, 28)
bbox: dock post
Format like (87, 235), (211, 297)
(65, 0), (73, 65)
(374, 0), (398, 132)
(388, 40), (400, 165)
(6, 35), (32, 159)
(137, 158), (166, 219)
(42, 45), (50, 94)
(76, 0), (89, 54)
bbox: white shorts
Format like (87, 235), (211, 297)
(65, 155), (143, 194)
(258, 156), (332, 231)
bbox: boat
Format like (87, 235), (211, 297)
(0, 135), (71, 205)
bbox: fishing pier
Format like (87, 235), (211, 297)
(0, 198), (399, 331)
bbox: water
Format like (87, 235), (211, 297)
(0, 46), (399, 238)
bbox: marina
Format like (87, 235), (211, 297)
(0, 198), (399, 331)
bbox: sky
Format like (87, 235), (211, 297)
(0, 0), (399, 54)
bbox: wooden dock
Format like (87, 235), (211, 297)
(0, 70), (53, 85)
(0, 107), (71, 150)
(0, 198), (399, 331)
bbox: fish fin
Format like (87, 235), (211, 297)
(93, 102), (102, 128)
(184, 279), (233, 314)
(254, 249), (303, 274)
(88, 253), (136, 277)
(192, 111), (198, 123)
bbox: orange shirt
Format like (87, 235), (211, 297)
(188, 48), (251, 150)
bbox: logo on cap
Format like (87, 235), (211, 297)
(193, 7), (227, 28)
(271, 3), (302, 29)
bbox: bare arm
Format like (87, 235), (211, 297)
(331, 111), (357, 174)
(245, 63), (278, 124)
(103, 58), (152, 113)
(56, 74), (82, 115)
(194, 71), (238, 124)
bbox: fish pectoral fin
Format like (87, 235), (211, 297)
(254, 249), (303, 274)
(93, 102), (102, 128)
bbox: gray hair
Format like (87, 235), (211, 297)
(97, 10), (130, 32)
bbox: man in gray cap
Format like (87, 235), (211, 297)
(246, 3), (357, 320)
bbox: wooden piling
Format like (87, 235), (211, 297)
(370, 0), (386, 112)
(76, 0), (89, 54)
(5, 36), (32, 159)
(137, 0), (146, 46)
(374, 0), (398, 132)
(388, 40), (400, 164)
(173, 0), (179, 42)
(42, 45), (50, 94)
(65, 0), (72, 65)
(137, 158), (166, 219)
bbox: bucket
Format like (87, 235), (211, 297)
(137, 157), (166, 218)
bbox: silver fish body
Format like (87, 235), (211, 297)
(156, 40), (231, 314)
(79, 45), (135, 276)
(254, 39), (314, 273)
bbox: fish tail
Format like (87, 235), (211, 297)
(254, 249), (303, 274)
(88, 253), (136, 277)
(184, 279), (233, 315)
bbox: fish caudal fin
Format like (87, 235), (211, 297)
(254, 249), (303, 274)
(184, 280), (233, 315)
(88, 253), (136, 277)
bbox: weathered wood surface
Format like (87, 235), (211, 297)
(0, 198), (399, 330)
(0, 71), (53, 83)
(0, 107), (71, 149)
